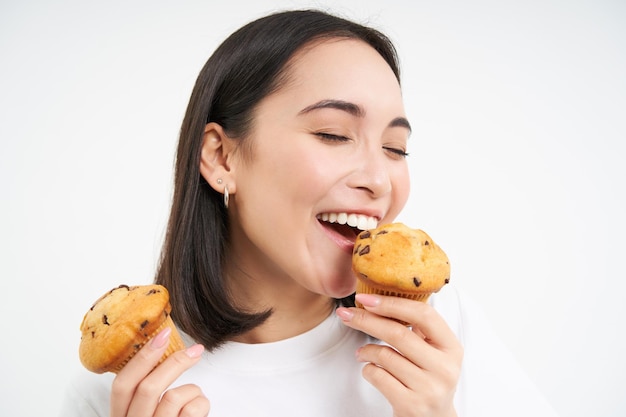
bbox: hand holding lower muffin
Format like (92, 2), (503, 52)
(342, 223), (461, 417)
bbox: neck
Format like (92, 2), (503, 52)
(227, 273), (336, 344)
(233, 297), (334, 344)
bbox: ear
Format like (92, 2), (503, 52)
(199, 122), (237, 194)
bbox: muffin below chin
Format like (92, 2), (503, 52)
(352, 222), (450, 322)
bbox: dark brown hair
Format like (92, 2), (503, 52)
(155, 9), (401, 350)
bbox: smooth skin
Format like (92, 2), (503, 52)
(338, 294), (463, 417)
(109, 38), (462, 416)
(110, 328), (209, 417)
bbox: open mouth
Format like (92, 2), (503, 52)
(316, 212), (378, 240)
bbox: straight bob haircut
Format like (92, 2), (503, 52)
(155, 9), (401, 350)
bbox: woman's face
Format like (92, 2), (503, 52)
(227, 38), (411, 299)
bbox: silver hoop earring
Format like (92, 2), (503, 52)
(223, 184), (229, 209)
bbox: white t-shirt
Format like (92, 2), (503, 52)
(59, 286), (559, 416)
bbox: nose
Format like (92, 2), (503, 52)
(346, 150), (392, 198)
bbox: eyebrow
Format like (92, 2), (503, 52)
(298, 99), (412, 133)
(389, 117), (412, 133)
(299, 99), (364, 117)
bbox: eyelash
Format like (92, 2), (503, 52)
(384, 147), (410, 158)
(315, 132), (349, 142)
(315, 132), (409, 159)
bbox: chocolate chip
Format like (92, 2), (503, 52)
(109, 284), (129, 295)
(102, 315), (110, 325)
(424, 240), (429, 245)
(140, 320), (149, 329)
(353, 244), (361, 255)
(91, 331), (95, 338)
(358, 245), (370, 256)
(413, 277), (421, 287)
(376, 230), (389, 235)
(359, 231), (371, 239)
(445, 278), (450, 284)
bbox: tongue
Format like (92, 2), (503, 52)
(325, 222), (357, 240)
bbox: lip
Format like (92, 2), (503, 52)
(316, 211), (380, 255)
(317, 218), (358, 254)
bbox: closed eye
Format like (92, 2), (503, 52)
(315, 132), (408, 158)
(383, 146), (409, 158)
(315, 132), (351, 142)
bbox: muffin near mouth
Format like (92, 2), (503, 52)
(352, 222), (450, 312)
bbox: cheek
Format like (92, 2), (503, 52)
(239, 142), (327, 215)
(390, 164), (411, 218)
(273, 147), (335, 195)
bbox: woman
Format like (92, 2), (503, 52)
(61, 9), (559, 417)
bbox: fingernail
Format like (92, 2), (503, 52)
(185, 344), (204, 358)
(355, 293), (381, 307)
(336, 307), (354, 322)
(355, 347), (362, 360)
(150, 327), (171, 349)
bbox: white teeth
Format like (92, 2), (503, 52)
(356, 215), (367, 230)
(317, 212), (378, 231)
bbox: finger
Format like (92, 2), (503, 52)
(355, 294), (459, 351)
(360, 361), (412, 408)
(362, 358), (456, 417)
(178, 395), (211, 417)
(153, 384), (210, 417)
(110, 327), (173, 417)
(337, 304), (458, 377)
(357, 343), (425, 390)
(359, 344), (460, 416)
(337, 305), (433, 361)
(126, 344), (205, 417)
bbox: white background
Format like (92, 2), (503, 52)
(1, 0), (624, 416)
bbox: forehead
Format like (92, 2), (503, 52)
(287, 37), (396, 82)
(264, 38), (403, 112)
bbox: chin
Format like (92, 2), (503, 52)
(312, 258), (356, 298)
(323, 278), (356, 299)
